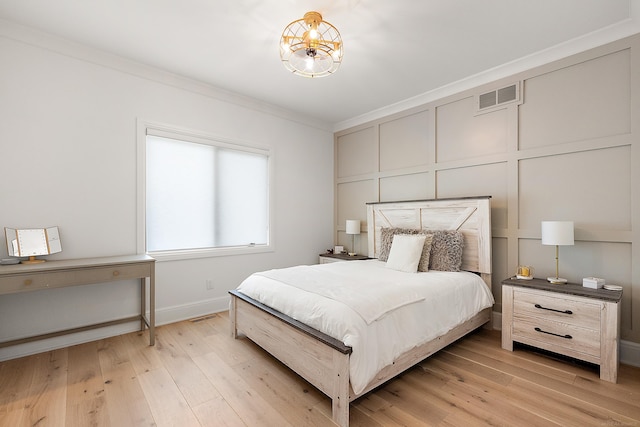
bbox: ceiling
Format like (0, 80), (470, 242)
(0, 0), (638, 128)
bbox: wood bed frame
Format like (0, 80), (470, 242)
(229, 196), (492, 426)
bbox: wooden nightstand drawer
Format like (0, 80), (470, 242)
(512, 316), (600, 358)
(319, 256), (342, 264)
(513, 288), (601, 330)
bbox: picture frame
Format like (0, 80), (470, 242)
(334, 245), (344, 254)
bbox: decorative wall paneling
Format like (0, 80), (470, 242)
(334, 35), (640, 346)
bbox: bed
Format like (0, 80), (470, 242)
(229, 196), (493, 426)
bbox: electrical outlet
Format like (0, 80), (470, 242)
(205, 279), (214, 290)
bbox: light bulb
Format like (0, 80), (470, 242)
(281, 37), (290, 51)
(305, 56), (315, 70)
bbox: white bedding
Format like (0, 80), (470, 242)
(254, 265), (426, 324)
(236, 260), (494, 395)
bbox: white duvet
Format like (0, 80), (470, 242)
(236, 260), (494, 395)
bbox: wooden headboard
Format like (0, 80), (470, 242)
(366, 196), (492, 287)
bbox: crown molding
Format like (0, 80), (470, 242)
(334, 5), (640, 132)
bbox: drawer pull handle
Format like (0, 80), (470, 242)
(534, 303), (572, 315)
(113, 270), (120, 276)
(24, 279), (32, 286)
(534, 327), (572, 340)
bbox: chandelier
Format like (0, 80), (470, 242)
(280, 11), (343, 78)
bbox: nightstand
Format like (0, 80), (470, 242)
(318, 253), (370, 264)
(501, 277), (622, 383)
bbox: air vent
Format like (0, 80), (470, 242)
(475, 82), (521, 115)
(479, 91), (496, 109)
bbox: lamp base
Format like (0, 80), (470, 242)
(547, 277), (568, 284)
(21, 256), (46, 264)
(348, 252), (357, 256)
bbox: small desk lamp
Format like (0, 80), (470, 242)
(346, 220), (361, 256)
(541, 221), (574, 284)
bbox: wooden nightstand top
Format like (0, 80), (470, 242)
(501, 277), (622, 302)
(319, 253), (370, 261)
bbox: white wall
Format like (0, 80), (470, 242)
(0, 25), (334, 360)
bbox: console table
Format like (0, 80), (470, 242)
(0, 254), (155, 348)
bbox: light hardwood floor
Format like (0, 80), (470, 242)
(1, 312), (639, 426)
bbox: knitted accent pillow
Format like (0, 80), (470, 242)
(429, 230), (464, 272)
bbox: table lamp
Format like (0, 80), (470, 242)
(541, 220), (574, 284)
(346, 220), (361, 256)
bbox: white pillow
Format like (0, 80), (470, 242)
(386, 234), (427, 273)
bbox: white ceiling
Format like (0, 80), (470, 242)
(1, 0), (639, 128)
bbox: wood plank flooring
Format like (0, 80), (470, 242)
(1, 312), (639, 426)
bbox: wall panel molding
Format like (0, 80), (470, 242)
(334, 33), (640, 344)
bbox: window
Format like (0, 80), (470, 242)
(139, 125), (271, 259)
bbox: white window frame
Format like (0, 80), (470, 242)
(136, 120), (274, 261)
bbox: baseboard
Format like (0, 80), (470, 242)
(492, 311), (640, 368)
(621, 339), (640, 367)
(154, 295), (230, 326)
(492, 310), (502, 331)
(0, 296), (230, 362)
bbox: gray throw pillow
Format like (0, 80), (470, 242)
(429, 230), (464, 271)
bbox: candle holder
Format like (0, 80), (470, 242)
(516, 265), (534, 280)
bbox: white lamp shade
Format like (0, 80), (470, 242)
(346, 220), (361, 235)
(541, 221), (574, 246)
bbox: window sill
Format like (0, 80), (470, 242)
(148, 244), (273, 262)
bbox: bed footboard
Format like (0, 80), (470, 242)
(229, 290), (352, 427)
